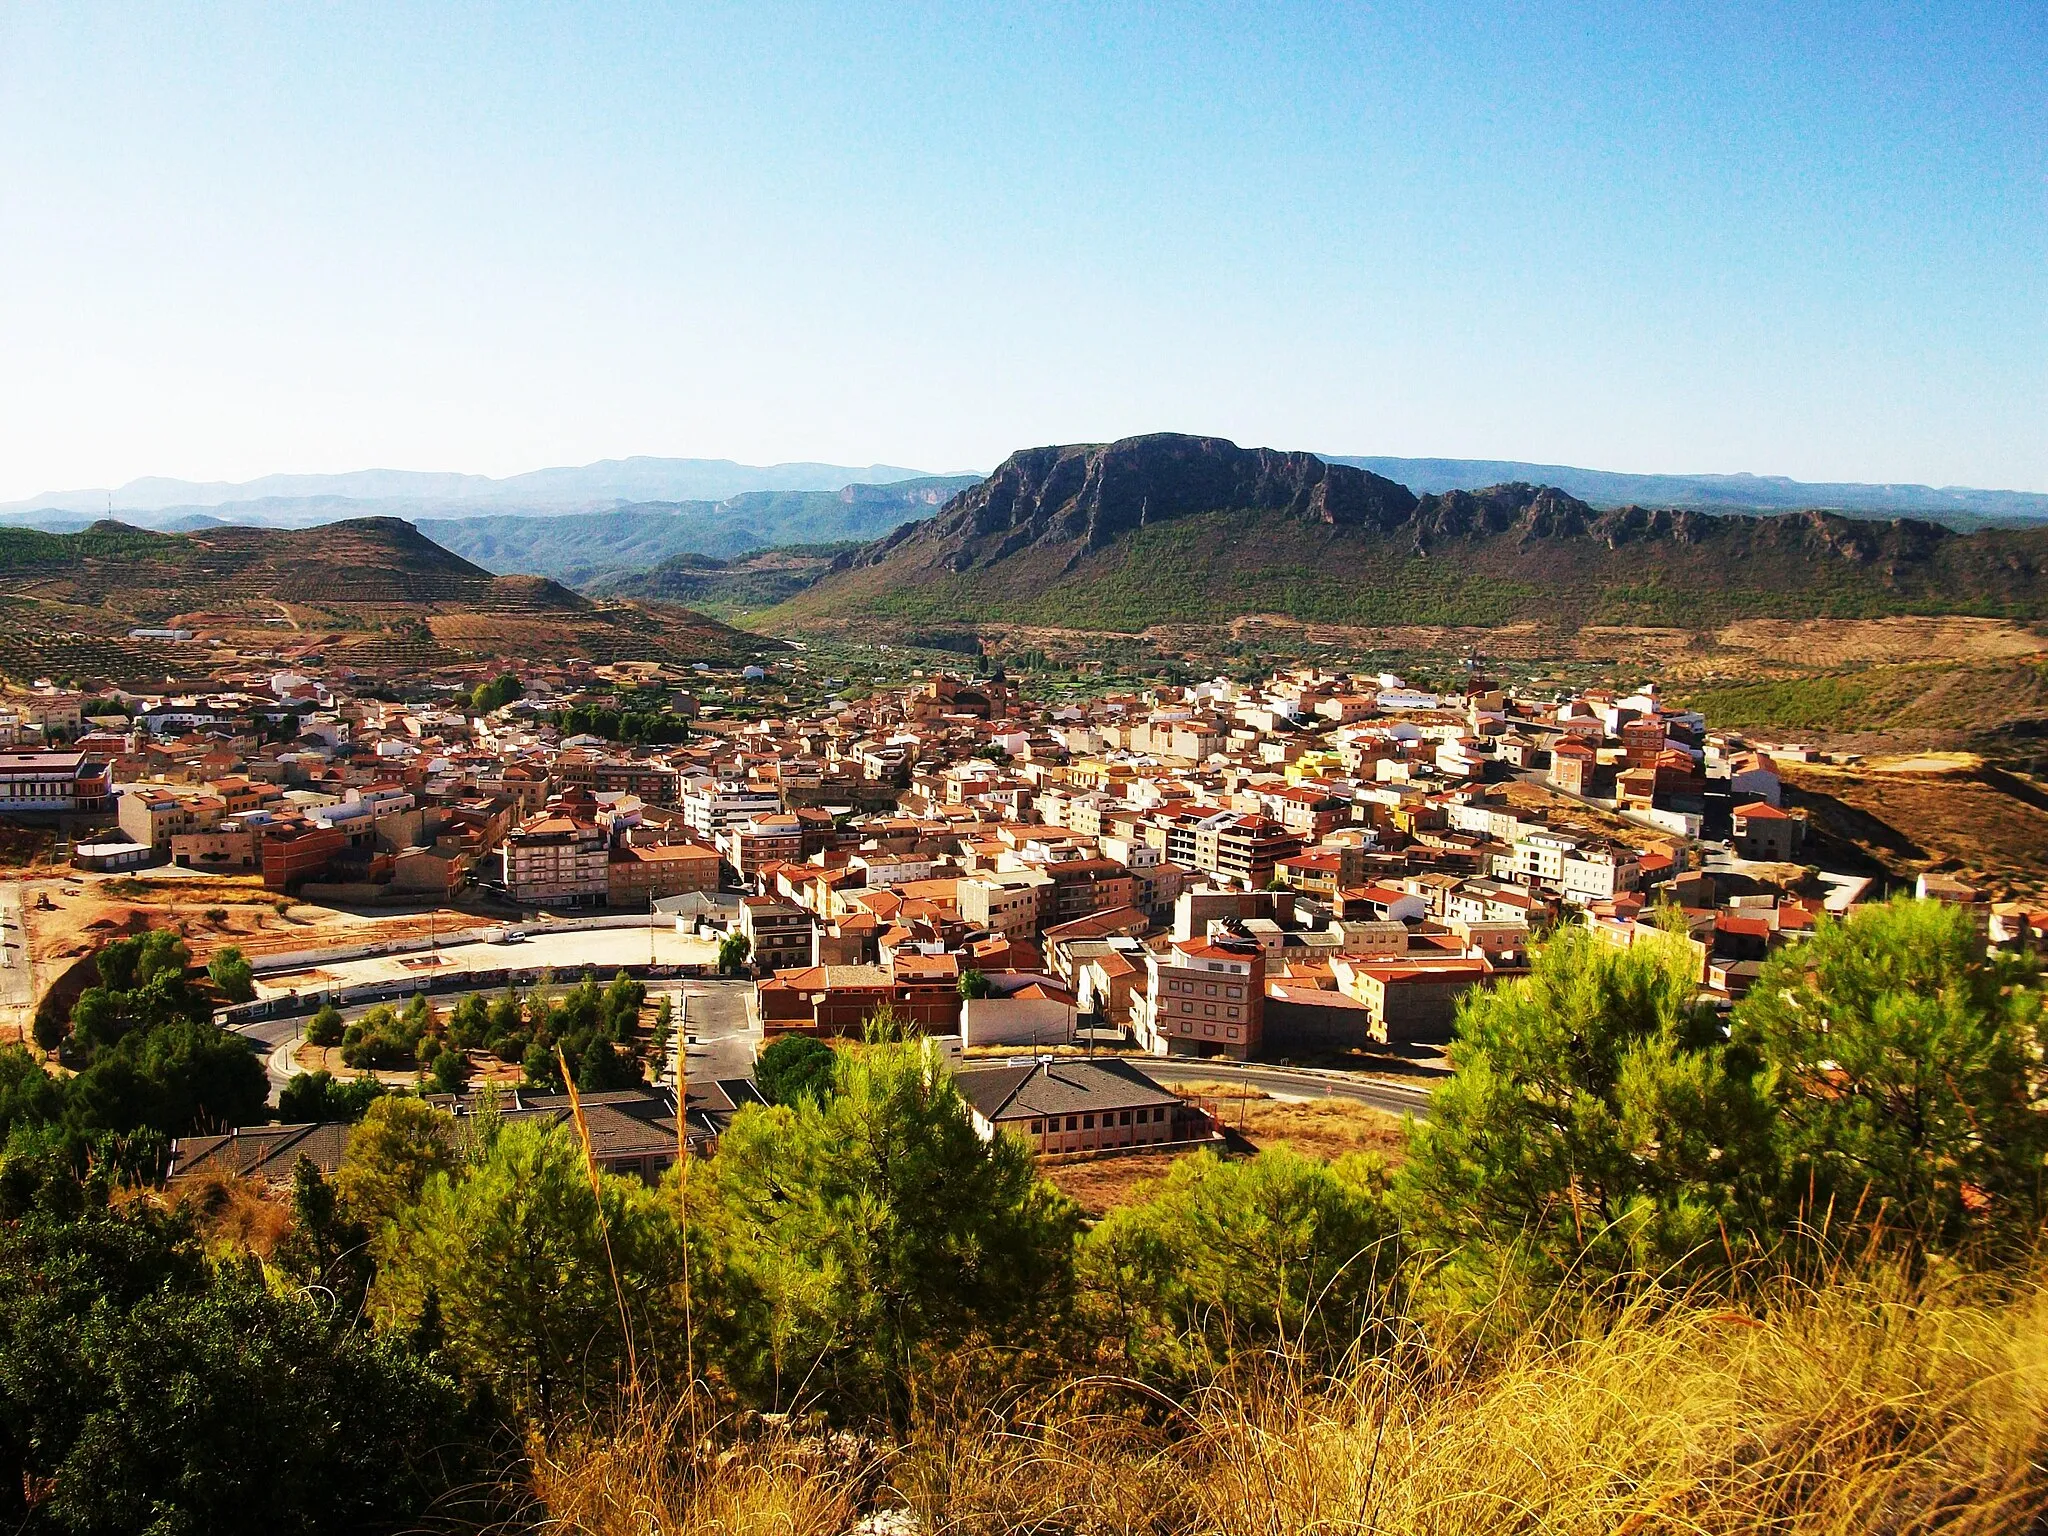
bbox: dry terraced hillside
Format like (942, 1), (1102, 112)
(0, 518), (774, 680)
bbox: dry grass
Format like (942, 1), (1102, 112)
(1043, 1151), (1189, 1217)
(531, 1410), (872, 1536)
(1713, 615), (2048, 668)
(170, 1171), (293, 1260)
(1786, 762), (2048, 893)
(536, 1266), (2048, 1534)
(1177, 1081), (1408, 1164)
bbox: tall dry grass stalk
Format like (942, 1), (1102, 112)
(536, 1264), (2048, 1536)
(530, 1406), (870, 1536)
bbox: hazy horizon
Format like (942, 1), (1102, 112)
(2, 6), (2042, 499)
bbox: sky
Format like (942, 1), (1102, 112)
(1, 2), (2043, 498)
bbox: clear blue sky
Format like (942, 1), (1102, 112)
(1, 2), (2042, 497)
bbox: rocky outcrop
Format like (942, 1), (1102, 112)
(853, 434), (1420, 572)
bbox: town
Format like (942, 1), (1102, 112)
(1, 641), (2015, 1191)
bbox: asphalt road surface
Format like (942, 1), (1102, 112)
(678, 980), (759, 1085)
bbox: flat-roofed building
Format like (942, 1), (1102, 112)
(0, 751), (113, 815)
(608, 840), (721, 905)
(1138, 930), (1265, 1059)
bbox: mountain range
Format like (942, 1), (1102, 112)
(2, 435), (2045, 688)
(5, 452), (2042, 542)
(0, 455), (954, 527)
(1326, 457), (2048, 521)
(765, 434), (2048, 633)
(418, 478), (978, 584)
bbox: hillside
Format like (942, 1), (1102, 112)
(0, 517), (517, 610)
(421, 476), (977, 583)
(771, 435), (2048, 633)
(591, 543), (857, 614)
(0, 518), (770, 680)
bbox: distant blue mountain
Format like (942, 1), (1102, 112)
(1324, 456), (2048, 522)
(0, 455), (959, 522)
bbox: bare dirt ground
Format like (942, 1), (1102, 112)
(1191, 1085), (1407, 1163)
(21, 872), (478, 978)
(1500, 777), (1678, 851)
(1784, 758), (2048, 896)
(1042, 1151), (1187, 1218)
(1712, 616), (2048, 669)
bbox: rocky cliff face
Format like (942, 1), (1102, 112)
(851, 434), (1421, 573)
(848, 435), (1971, 578)
(778, 433), (2039, 630)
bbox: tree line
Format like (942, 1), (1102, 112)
(0, 896), (2042, 1532)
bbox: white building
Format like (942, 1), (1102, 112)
(679, 780), (783, 839)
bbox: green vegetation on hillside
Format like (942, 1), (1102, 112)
(1680, 672), (1889, 730)
(1680, 659), (2048, 735)
(779, 505), (2048, 632)
(767, 438), (2048, 633)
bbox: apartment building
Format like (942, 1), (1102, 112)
(1138, 930), (1265, 1060)
(117, 785), (220, 851)
(738, 894), (816, 974)
(555, 754), (681, 805)
(1560, 844), (1643, 902)
(1335, 956), (1491, 1045)
(607, 841), (721, 905)
(1191, 813), (1304, 890)
(502, 805), (612, 906)
(680, 780), (783, 839)
(1042, 858), (1136, 925)
(261, 818), (349, 892)
(958, 870), (1051, 939)
(719, 812), (804, 879)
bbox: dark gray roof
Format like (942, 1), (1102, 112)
(956, 1057), (1181, 1123)
(169, 1121), (355, 1184)
(173, 1084), (690, 1182)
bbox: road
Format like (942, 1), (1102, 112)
(677, 980), (758, 1085)
(229, 971), (1431, 1121)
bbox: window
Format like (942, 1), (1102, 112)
(1029, 1119), (1044, 1134)
(1227, 1028), (1239, 1040)
(1226, 985), (1242, 1000)
(1205, 983), (1217, 997)
(1203, 1024), (1215, 1037)
(1082, 1114), (1095, 1129)
(1118, 1110), (1131, 1126)
(1065, 1116), (1078, 1131)
(1204, 1005), (1215, 1017)
(1227, 1007), (1239, 1020)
